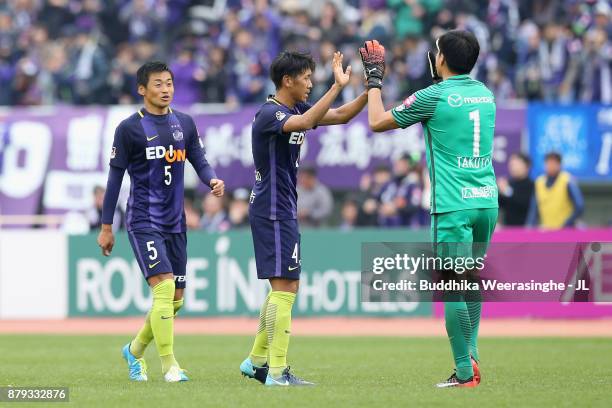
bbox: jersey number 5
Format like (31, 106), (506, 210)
(146, 241), (158, 260)
(164, 165), (172, 185)
(469, 109), (480, 157)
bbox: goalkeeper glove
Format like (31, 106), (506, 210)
(427, 51), (442, 84)
(360, 40), (385, 89)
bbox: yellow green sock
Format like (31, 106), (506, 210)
(249, 293), (271, 367)
(150, 279), (178, 373)
(130, 311), (152, 358)
(266, 291), (296, 377)
(129, 297), (184, 359)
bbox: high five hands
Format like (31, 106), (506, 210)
(332, 51), (351, 89)
(359, 40), (386, 89)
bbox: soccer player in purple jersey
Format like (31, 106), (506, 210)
(97, 61), (225, 382)
(240, 51), (368, 386)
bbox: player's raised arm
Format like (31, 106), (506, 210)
(317, 89), (368, 126)
(186, 118), (224, 197)
(362, 40), (439, 132)
(282, 51), (350, 133)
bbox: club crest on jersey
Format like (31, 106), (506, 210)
(146, 145), (186, 163)
(276, 111), (286, 121)
(172, 129), (184, 141)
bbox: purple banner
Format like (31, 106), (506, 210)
(0, 105), (524, 220)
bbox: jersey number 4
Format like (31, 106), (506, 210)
(469, 109), (481, 157)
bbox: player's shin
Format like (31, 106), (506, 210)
(150, 279), (179, 373)
(266, 291), (296, 378)
(444, 292), (474, 381)
(131, 297), (183, 358)
(129, 312), (153, 358)
(249, 292), (271, 367)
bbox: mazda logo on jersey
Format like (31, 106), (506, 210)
(447, 93), (463, 107)
(288, 132), (305, 145)
(145, 145), (186, 162)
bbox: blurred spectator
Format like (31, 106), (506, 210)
(228, 28), (267, 103)
(515, 21), (544, 99)
(184, 198), (201, 230)
(317, 2), (345, 46)
(200, 46), (229, 103)
(119, 0), (164, 42)
(200, 192), (230, 232)
(388, 0), (443, 39)
(70, 27), (110, 104)
(228, 188), (250, 228)
(356, 165), (392, 226)
(498, 152), (534, 226)
(577, 28), (611, 103)
(88, 185), (123, 232)
(378, 155), (426, 227)
(358, 1), (392, 45)
(41, 0), (74, 39)
(538, 22), (571, 102)
(170, 48), (204, 106)
(311, 40), (335, 101)
(297, 165), (333, 227)
(527, 152), (585, 229)
(108, 43), (139, 104)
(339, 197), (359, 231)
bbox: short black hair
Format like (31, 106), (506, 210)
(136, 61), (174, 88)
(437, 30), (480, 75)
(545, 152), (562, 163)
(270, 51), (315, 89)
(511, 152), (532, 167)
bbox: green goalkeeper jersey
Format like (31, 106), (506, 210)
(391, 74), (498, 214)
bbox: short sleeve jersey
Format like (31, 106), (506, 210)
(109, 108), (209, 232)
(249, 96), (311, 220)
(391, 75), (498, 214)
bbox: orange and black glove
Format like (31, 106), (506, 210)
(359, 40), (385, 89)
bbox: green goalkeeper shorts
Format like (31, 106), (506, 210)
(431, 208), (498, 259)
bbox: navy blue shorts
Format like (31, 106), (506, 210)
(127, 229), (187, 288)
(250, 215), (301, 280)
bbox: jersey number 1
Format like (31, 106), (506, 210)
(469, 109), (480, 157)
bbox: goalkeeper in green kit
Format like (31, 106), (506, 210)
(361, 31), (497, 388)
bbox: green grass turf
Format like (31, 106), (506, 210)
(1, 335), (611, 407)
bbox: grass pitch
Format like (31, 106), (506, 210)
(1, 335), (610, 407)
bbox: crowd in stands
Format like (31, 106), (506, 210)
(0, 0), (610, 106)
(87, 150), (585, 232)
(2, 0), (595, 230)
